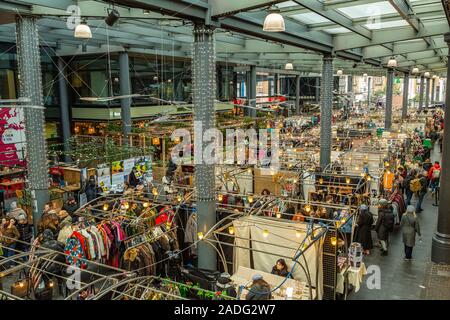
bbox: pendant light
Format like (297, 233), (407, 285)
(285, 62), (293, 70)
(105, 8), (120, 27)
(263, 8), (285, 32)
(363, 73), (368, 78)
(336, 69), (343, 76)
(412, 67), (419, 75)
(387, 57), (397, 68)
(74, 20), (92, 39)
(424, 71), (431, 78)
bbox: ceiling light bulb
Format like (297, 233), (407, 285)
(263, 10), (285, 32)
(248, 195), (254, 203)
(177, 195), (182, 202)
(74, 21), (92, 39)
(103, 204), (108, 211)
(218, 194), (223, 202)
(337, 69), (343, 76)
(296, 230), (301, 238)
(197, 232), (204, 240)
(346, 178), (351, 184)
(143, 202), (150, 208)
(363, 73), (368, 77)
(285, 63), (293, 70)
(276, 212), (281, 219)
(263, 229), (269, 237)
(152, 188), (158, 196)
(330, 237), (337, 246)
(424, 72), (431, 78)
(412, 67), (419, 75)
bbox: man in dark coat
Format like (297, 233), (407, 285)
(355, 205), (374, 255)
(375, 199), (394, 256)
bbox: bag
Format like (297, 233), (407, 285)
(432, 169), (440, 179)
(410, 178), (422, 193)
(34, 279), (54, 300)
(383, 210), (395, 232)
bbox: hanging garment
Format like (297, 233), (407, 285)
(64, 236), (88, 269)
(383, 171), (395, 191)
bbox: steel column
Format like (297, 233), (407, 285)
(418, 75), (425, 111)
(320, 55), (333, 170)
(274, 73), (279, 96)
(385, 68), (394, 130)
(57, 58), (71, 161)
(295, 75), (300, 115)
(192, 24), (217, 271)
(249, 65), (257, 118)
(431, 78), (436, 104)
(402, 73), (410, 119)
(15, 16), (49, 231)
(425, 76), (431, 108)
(119, 52), (132, 143)
(367, 76), (372, 109)
(347, 75), (353, 93)
(432, 32), (450, 264)
(315, 77), (320, 104)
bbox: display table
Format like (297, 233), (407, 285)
(336, 262), (367, 295)
(231, 266), (315, 300)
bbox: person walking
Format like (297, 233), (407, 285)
(404, 169), (417, 205)
(355, 204), (374, 255)
(416, 171), (428, 213)
(400, 205), (422, 261)
(427, 161), (441, 195)
(375, 199), (394, 256)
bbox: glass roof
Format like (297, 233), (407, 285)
(291, 12), (330, 24)
(323, 27), (352, 34)
(276, 1), (298, 8)
(365, 20), (409, 30)
(338, 1), (397, 19)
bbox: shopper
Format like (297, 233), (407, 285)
(271, 258), (293, 279)
(245, 274), (272, 300)
(416, 171), (428, 213)
(128, 167), (139, 188)
(427, 161), (441, 194)
(57, 210), (72, 229)
(85, 176), (98, 202)
(6, 201), (26, 221)
(63, 196), (79, 220)
(375, 199), (394, 256)
(400, 205), (422, 261)
(355, 204), (374, 255)
(16, 214), (33, 255)
(422, 159), (432, 172)
(404, 169), (417, 205)
(0, 218), (20, 266)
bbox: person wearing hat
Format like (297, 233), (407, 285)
(416, 171), (428, 213)
(57, 210), (72, 230)
(16, 213), (33, 256)
(63, 196), (79, 218)
(355, 204), (374, 255)
(375, 199), (394, 256)
(400, 205), (422, 261)
(216, 273), (237, 298)
(245, 274), (272, 300)
(6, 201), (26, 221)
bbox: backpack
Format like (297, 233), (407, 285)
(410, 178), (422, 193)
(382, 209), (395, 232)
(432, 168), (441, 179)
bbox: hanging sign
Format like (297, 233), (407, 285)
(97, 164), (111, 189)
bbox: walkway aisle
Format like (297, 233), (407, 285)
(350, 144), (441, 300)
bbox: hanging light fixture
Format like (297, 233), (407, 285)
(263, 229), (270, 238)
(197, 232), (204, 240)
(387, 57), (397, 68)
(412, 67), (419, 75)
(263, 8), (285, 32)
(105, 8), (120, 27)
(228, 226), (235, 235)
(363, 73), (368, 78)
(74, 20), (92, 39)
(295, 230), (301, 238)
(336, 69), (343, 76)
(285, 62), (293, 70)
(424, 71), (431, 78)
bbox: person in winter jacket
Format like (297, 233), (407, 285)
(85, 176), (98, 203)
(416, 171), (428, 213)
(6, 201), (26, 221)
(245, 274), (272, 300)
(400, 205), (422, 261)
(375, 199), (394, 256)
(427, 161), (441, 194)
(16, 213), (33, 255)
(404, 170), (417, 205)
(355, 204), (374, 255)
(271, 258), (294, 279)
(0, 218), (20, 267)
